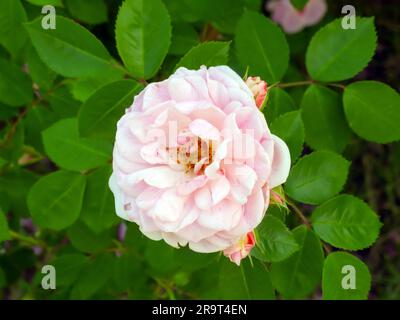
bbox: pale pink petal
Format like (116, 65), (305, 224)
(189, 119), (220, 141)
(303, 0), (327, 26)
(269, 134), (291, 188)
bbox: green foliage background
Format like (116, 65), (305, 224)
(0, 0), (399, 300)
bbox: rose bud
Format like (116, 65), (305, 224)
(245, 76), (268, 109)
(223, 231), (256, 266)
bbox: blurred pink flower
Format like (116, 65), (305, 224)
(223, 231), (256, 266)
(109, 65), (290, 259)
(245, 77), (268, 109)
(267, 0), (327, 34)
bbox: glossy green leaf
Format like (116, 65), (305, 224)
(116, 0), (171, 79)
(78, 80), (143, 140)
(270, 225), (324, 299)
(270, 111), (304, 162)
(112, 253), (144, 292)
(25, 16), (121, 78)
(175, 41), (230, 70)
(26, 0), (63, 6)
(42, 118), (112, 171)
(301, 85), (351, 153)
(343, 81), (400, 143)
(26, 46), (56, 91)
(0, 0), (28, 57)
(285, 151), (350, 205)
(169, 22), (199, 56)
(70, 253), (114, 299)
(322, 252), (371, 300)
(311, 195), (382, 250)
(0, 58), (33, 107)
(264, 87), (297, 124)
(80, 165), (119, 233)
(65, 0), (108, 25)
(28, 170), (86, 230)
(0, 169), (38, 216)
(219, 259), (275, 299)
(235, 10), (289, 83)
(70, 76), (122, 102)
(51, 253), (88, 287)
(48, 86), (80, 118)
(23, 105), (57, 153)
(253, 215), (299, 262)
(306, 17), (377, 81)
(67, 221), (113, 253)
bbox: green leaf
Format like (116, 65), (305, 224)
(69, 76), (123, 102)
(67, 221), (113, 253)
(27, 170), (86, 230)
(78, 80), (143, 140)
(0, 0), (28, 57)
(0, 210), (10, 242)
(70, 253), (114, 299)
(311, 194), (381, 250)
(175, 41), (230, 70)
(0, 169), (38, 216)
(144, 241), (179, 276)
(253, 215), (299, 262)
(112, 253), (144, 292)
(115, 0), (171, 79)
(285, 151), (350, 205)
(270, 111), (304, 162)
(174, 247), (217, 272)
(0, 58), (33, 107)
(51, 253), (88, 287)
(264, 87), (297, 124)
(322, 252), (371, 300)
(306, 17), (377, 82)
(210, 0), (245, 34)
(219, 259), (275, 299)
(26, 0), (63, 6)
(343, 81), (400, 143)
(169, 22), (199, 56)
(23, 105), (57, 153)
(235, 10), (289, 83)
(25, 16), (121, 78)
(80, 165), (119, 233)
(270, 225), (324, 299)
(26, 46), (57, 91)
(301, 85), (351, 153)
(65, 0), (108, 25)
(48, 86), (81, 118)
(42, 118), (112, 171)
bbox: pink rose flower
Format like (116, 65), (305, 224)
(245, 76), (268, 109)
(223, 231), (256, 266)
(267, 0), (327, 34)
(109, 65), (290, 256)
